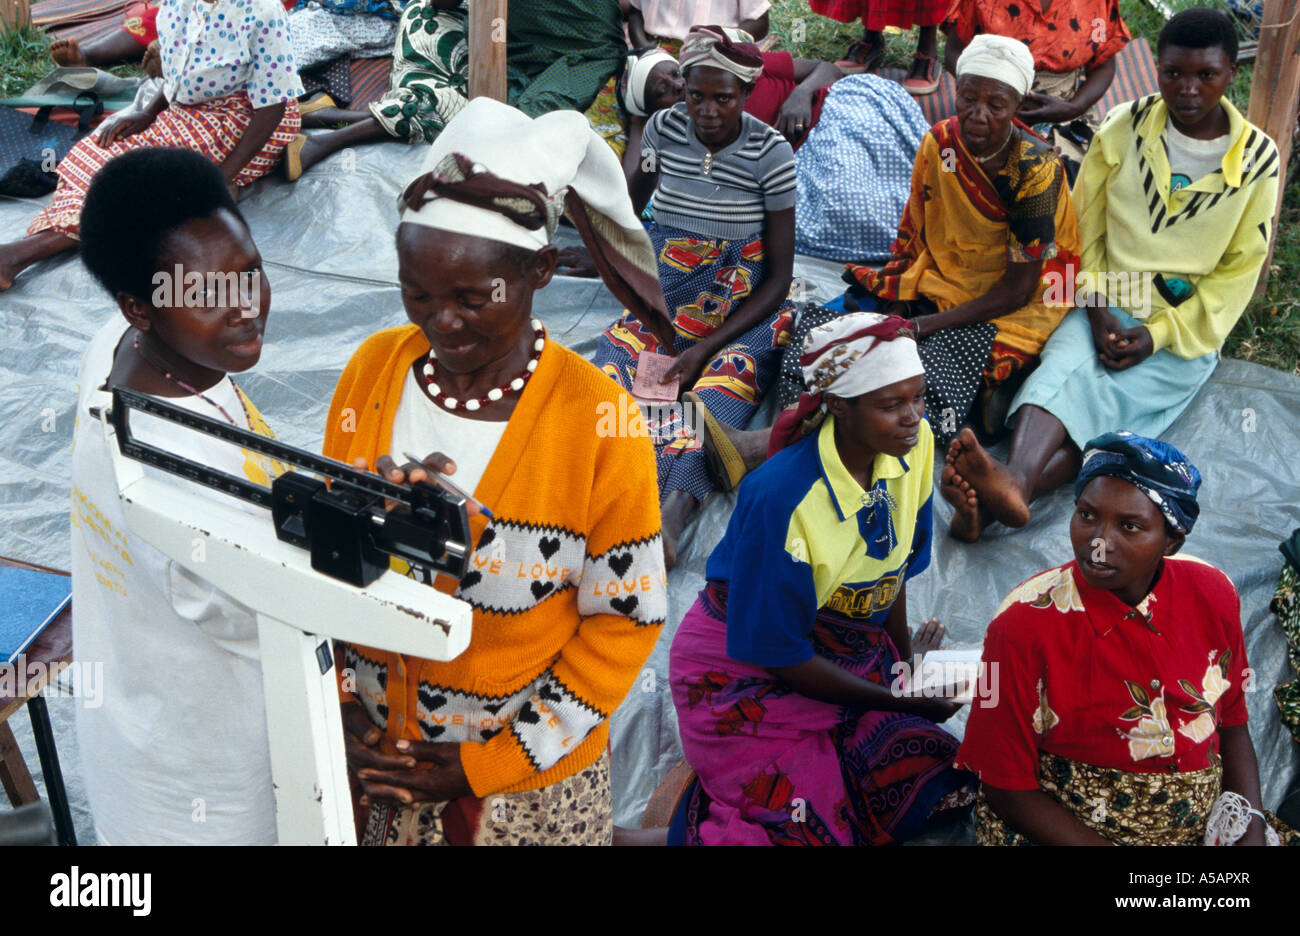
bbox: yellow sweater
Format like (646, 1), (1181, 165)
(1074, 94), (1280, 358)
(324, 325), (667, 796)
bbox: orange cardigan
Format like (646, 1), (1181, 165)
(324, 325), (666, 796)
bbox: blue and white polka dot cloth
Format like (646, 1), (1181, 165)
(159, 0), (304, 108)
(794, 74), (930, 263)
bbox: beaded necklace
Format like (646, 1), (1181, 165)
(131, 331), (250, 427)
(420, 319), (545, 412)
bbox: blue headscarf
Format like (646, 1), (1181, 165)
(1074, 431), (1202, 535)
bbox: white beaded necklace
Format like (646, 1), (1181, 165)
(420, 319), (545, 412)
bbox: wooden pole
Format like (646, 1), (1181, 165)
(468, 0), (508, 102)
(1247, 0), (1300, 279)
(0, 0), (32, 32)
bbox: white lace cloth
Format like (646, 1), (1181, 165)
(1203, 791), (1281, 846)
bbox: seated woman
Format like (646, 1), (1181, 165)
(288, 0), (627, 177)
(838, 34), (1080, 452)
(71, 148), (283, 844)
(943, 0), (1131, 173)
(669, 313), (975, 846)
(957, 432), (1289, 845)
(941, 9), (1279, 543)
(617, 39), (929, 265)
(592, 26), (797, 568)
(626, 0), (771, 50)
(0, 0), (302, 291)
(322, 98), (669, 846)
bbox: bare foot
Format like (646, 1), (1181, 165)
(555, 245), (598, 278)
(940, 461), (983, 542)
(949, 427), (1030, 528)
(140, 41), (161, 79)
(0, 261), (15, 291)
(50, 39), (88, 67)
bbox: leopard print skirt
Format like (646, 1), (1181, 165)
(361, 751), (613, 846)
(975, 752), (1221, 846)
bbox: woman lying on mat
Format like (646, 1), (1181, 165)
(943, 0), (1131, 172)
(49, 0), (163, 77)
(48, 0), (293, 75)
(591, 26), (797, 569)
(833, 35), (1080, 455)
(285, 0), (628, 178)
(668, 312), (976, 846)
(0, 0), (303, 292)
(938, 9), (1278, 544)
(72, 148), (284, 844)
(957, 432), (1291, 846)
(322, 98), (669, 846)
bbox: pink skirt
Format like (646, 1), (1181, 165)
(668, 585), (973, 845)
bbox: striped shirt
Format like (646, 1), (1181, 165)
(643, 104), (796, 240)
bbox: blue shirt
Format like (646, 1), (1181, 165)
(705, 415), (934, 667)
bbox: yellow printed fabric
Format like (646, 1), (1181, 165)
(848, 120), (1082, 355)
(1073, 94), (1280, 358)
(707, 415), (935, 667)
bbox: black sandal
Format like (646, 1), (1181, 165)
(836, 38), (885, 74)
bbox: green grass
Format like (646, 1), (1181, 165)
(0, 25), (60, 98)
(768, 0), (1300, 374)
(0, 24), (146, 98)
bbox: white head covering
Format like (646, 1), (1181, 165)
(955, 34), (1035, 98)
(770, 310), (924, 452)
(801, 312), (924, 399)
(398, 97), (675, 347)
(621, 47), (677, 117)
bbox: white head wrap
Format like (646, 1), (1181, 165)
(955, 34), (1035, 98)
(398, 97), (675, 346)
(801, 312), (924, 399)
(401, 97), (647, 253)
(621, 47), (677, 117)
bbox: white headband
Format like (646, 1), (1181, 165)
(802, 312), (924, 399)
(955, 34), (1035, 98)
(622, 47), (677, 117)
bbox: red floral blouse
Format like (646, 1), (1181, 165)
(944, 0), (1131, 73)
(956, 556), (1250, 791)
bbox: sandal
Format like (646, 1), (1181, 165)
(282, 133), (308, 182)
(835, 38), (885, 75)
(684, 391), (749, 492)
(298, 93), (336, 116)
(902, 53), (941, 95)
